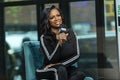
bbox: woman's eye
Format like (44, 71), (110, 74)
(57, 14), (61, 17)
(49, 14), (61, 20)
(49, 16), (54, 19)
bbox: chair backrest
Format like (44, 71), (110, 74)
(23, 41), (44, 80)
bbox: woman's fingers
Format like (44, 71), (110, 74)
(59, 33), (68, 40)
(56, 33), (69, 46)
(44, 63), (59, 70)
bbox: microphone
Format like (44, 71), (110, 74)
(59, 24), (68, 44)
(59, 24), (67, 33)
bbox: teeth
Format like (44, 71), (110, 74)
(55, 22), (60, 25)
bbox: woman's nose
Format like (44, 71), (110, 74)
(54, 16), (59, 20)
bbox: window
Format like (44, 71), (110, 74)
(5, 5), (37, 80)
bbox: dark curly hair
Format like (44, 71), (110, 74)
(39, 5), (64, 36)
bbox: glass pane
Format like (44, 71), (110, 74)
(5, 5), (37, 80)
(44, 3), (59, 8)
(103, 0), (119, 80)
(70, 1), (98, 79)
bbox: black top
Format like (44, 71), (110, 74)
(40, 29), (80, 67)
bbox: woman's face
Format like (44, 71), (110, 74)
(48, 9), (62, 29)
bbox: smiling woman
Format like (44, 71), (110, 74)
(36, 5), (87, 80)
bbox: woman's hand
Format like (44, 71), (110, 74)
(44, 64), (54, 70)
(56, 33), (69, 46)
(44, 63), (61, 70)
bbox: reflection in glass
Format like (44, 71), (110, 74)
(70, 1), (96, 53)
(70, 1), (98, 79)
(104, 0), (119, 80)
(5, 5), (37, 80)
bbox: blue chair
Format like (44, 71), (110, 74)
(23, 41), (42, 80)
(23, 41), (94, 80)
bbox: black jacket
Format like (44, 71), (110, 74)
(40, 29), (80, 67)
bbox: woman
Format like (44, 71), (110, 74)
(36, 5), (86, 80)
